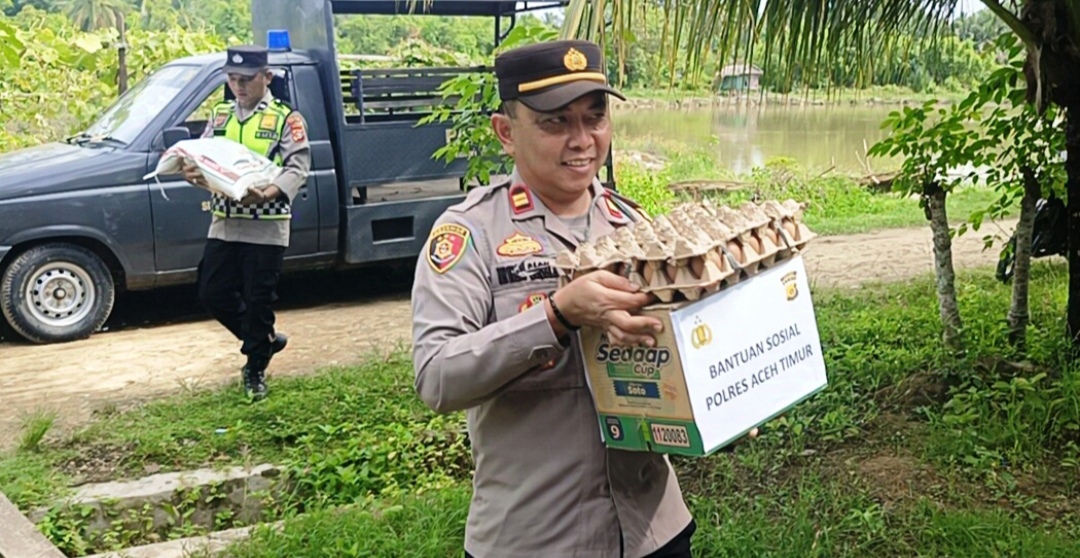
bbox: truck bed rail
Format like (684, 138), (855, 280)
(340, 65), (490, 123)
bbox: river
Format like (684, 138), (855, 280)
(613, 104), (905, 175)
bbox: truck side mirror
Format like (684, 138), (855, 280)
(162, 127), (191, 150)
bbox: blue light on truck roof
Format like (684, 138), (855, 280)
(267, 29), (291, 51)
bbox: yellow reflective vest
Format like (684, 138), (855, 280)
(209, 98), (292, 219)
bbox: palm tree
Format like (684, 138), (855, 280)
(59, 0), (130, 94)
(560, 0), (1080, 347)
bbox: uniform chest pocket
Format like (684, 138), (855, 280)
(490, 255), (561, 320)
(490, 258), (584, 393)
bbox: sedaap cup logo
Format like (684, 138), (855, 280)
(595, 332), (671, 380)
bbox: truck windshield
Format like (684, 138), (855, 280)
(79, 65), (202, 146)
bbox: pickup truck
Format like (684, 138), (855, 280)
(0, 0), (572, 344)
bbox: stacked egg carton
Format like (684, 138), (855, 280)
(554, 199), (816, 303)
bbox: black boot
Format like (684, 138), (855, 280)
(242, 365), (267, 401)
(271, 332), (288, 355)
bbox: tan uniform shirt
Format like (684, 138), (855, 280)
(412, 167), (693, 558)
(200, 90), (311, 247)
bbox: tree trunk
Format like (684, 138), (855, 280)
(116, 12), (128, 96)
(1067, 106), (1080, 348)
(925, 181), (964, 355)
(1008, 167), (1040, 350)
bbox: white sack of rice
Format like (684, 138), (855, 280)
(143, 137), (279, 202)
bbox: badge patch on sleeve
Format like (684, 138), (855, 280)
(497, 233), (543, 257)
(427, 223), (471, 274)
(286, 113), (306, 143)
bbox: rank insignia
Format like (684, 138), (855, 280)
(608, 191), (652, 222)
(497, 233), (543, 257)
(427, 223), (471, 274)
(518, 292), (548, 313)
(509, 183), (534, 214)
(604, 196), (625, 220)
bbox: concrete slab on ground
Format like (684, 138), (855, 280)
(0, 491), (66, 558)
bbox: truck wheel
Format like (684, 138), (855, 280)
(1, 244), (115, 344)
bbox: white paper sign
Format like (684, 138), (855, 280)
(671, 255), (828, 451)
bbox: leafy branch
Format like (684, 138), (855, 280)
(417, 20), (559, 187)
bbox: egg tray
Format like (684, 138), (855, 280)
(554, 199), (816, 303)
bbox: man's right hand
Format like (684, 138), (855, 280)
(182, 162), (208, 189)
(549, 270), (662, 346)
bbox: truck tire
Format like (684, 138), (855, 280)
(1, 243), (115, 344)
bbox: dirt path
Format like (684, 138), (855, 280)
(0, 219), (1022, 450)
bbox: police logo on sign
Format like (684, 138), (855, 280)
(782, 270), (799, 300)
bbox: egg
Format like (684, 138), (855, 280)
(727, 240), (745, 263)
(783, 220), (799, 240)
(745, 234), (762, 255)
(690, 256), (704, 279)
(760, 226), (780, 246)
(664, 262), (678, 283)
(706, 250), (724, 271)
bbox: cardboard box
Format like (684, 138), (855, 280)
(580, 254), (828, 457)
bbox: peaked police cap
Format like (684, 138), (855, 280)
(224, 45), (269, 77)
(495, 39), (625, 112)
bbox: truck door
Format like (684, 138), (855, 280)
(147, 67), (321, 274)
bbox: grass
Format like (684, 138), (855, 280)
(0, 344), (468, 502)
(210, 470), (1080, 558)
(216, 486), (471, 558)
(18, 408), (57, 453)
(613, 139), (1009, 236)
(3, 259), (1080, 555)
(0, 346), (472, 555)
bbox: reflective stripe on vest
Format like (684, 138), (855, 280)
(210, 98), (292, 220)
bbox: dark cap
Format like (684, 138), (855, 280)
(223, 45), (269, 76)
(495, 39), (625, 113)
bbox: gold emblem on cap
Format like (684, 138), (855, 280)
(564, 47), (588, 72)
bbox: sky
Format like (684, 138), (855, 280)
(955, 0), (987, 16)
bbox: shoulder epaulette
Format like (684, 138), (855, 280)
(446, 179), (508, 214)
(607, 188), (651, 221)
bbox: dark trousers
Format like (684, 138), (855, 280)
(464, 520), (696, 558)
(197, 239), (285, 370)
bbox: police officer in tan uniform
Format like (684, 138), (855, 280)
(183, 45), (311, 401)
(412, 39), (702, 558)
